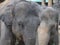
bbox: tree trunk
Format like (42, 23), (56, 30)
(48, 0), (53, 7)
(42, 0), (45, 6)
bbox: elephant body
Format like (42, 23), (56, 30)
(53, 2), (60, 25)
(0, 0), (59, 45)
(37, 7), (58, 45)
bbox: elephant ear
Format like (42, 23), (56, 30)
(0, 2), (15, 26)
(0, 13), (13, 26)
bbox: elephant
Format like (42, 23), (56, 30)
(36, 7), (58, 45)
(12, 1), (42, 45)
(53, 2), (60, 25)
(0, 0), (59, 45)
(12, 1), (58, 45)
(0, 0), (26, 45)
(0, 0), (42, 45)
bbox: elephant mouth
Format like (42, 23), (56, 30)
(15, 33), (24, 41)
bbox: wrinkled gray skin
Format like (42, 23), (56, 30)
(12, 1), (41, 45)
(0, 0), (58, 45)
(53, 2), (60, 25)
(37, 7), (58, 45)
(0, 0), (42, 45)
(0, 1), (14, 45)
(0, 20), (14, 45)
(0, 1), (47, 45)
(0, 0), (25, 45)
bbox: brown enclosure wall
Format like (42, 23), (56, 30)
(0, 0), (5, 3)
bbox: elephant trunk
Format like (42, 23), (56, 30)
(36, 21), (50, 45)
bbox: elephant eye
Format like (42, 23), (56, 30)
(18, 22), (24, 28)
(18, 23), (22, 25)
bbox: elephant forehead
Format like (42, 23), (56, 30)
(15, 15), (40, 23)
(14, 2), (31, 13)
(41, 7), (58, 17)
(14, 1), (41, 17)
(16, 17), (25, 23)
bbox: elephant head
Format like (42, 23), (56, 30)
(12, 1), (41, 45)
(36, 7), (58, 45)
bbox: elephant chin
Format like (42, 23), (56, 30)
(36, 21), (50, 45)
